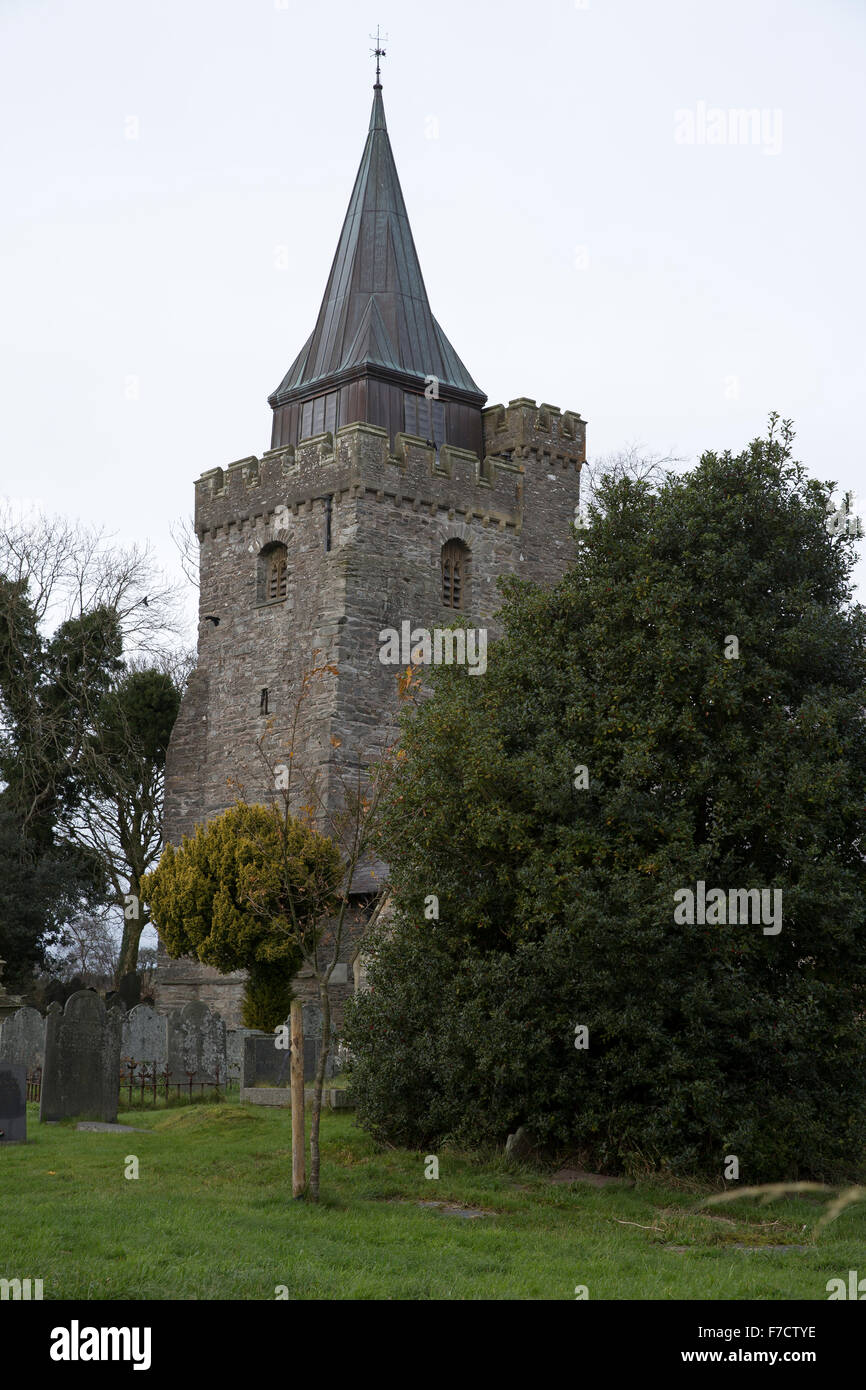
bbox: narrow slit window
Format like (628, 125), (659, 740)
(442, 539), (466, 610)
(260, 688), (269, 715)
(268, 554), (287, 601)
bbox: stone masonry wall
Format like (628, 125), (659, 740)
(157, 399), (585, 1025)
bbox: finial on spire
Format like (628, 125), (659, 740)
(370, 25), (387, 89)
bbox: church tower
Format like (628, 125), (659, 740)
(157, 78), (587, 1026)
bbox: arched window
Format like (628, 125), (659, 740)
(441, 539), (468, 610)
(257, 542), (289, 605)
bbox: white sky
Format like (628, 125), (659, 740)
(2, 0), (865, 616)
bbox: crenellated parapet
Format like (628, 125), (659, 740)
(195, 399), (585, 539)
(482, 397), (587, 466)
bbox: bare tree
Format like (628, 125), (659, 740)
(170, 515), (200, 591)
(47, 910), (119, 985)
(242, 660), (419, 1202)
(580, 443), (684, 510)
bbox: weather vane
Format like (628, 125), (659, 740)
(370, 26), (387, 88)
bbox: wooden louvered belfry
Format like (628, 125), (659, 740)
(442, 540), (465, 610)
(268, 552), (288, 601)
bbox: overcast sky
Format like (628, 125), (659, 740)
(2, 0), (865, 622)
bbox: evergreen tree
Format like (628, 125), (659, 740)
(344, 420), (866, 1179)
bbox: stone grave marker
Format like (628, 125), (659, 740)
(0, 1063), (26, 1144)
(122, 1003), (167, 1071)
(242, 1032), (291, 1089)
(167, 1001), (226, 1084)
(39, 991), (122, 1123)
(0, 1005), (45, 1074)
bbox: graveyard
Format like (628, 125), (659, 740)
(3, 1099), (865, 1301)
(3, 990), (864, 1300)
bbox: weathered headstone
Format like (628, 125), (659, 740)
(167, 1002), (226, 1084)
(0, 1063), (26, 1144)
(39, 992), (122, 1123)
(122, 1003), (167, 1070)
(0, 1005), (45, 1073)
(242, 1032), (291, 1089)
(227, 1027), (262, 1084)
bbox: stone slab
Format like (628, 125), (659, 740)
(0, 1006), (45, 1073)
(0, 1063), (26, 1144)
(39, 992), (122, 1124)
(121, 1004), (167, 1069)
(166, 1001), (226, 1084)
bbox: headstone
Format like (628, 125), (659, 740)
(122, 1004), (167, 1070)
(39, 992), (122, 1123)
(166, 1002), (226, 1084)
(226, 1028), (262, 1084)
(242, 1032), (291, 1089)
(0, 1005), (45, 1072)
(0, 1063), (26, 1144)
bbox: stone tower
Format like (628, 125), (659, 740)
(156, 80), (586, 1026)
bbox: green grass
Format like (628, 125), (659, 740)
(1, 1100), (863, 1300)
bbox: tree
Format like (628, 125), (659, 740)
(0, 501), (185, 989)
(75, 666), (182, 978)
(142, 801), (342, 1029)
(246, 661), (408, 1201)
(144, 660), (412, 1201)
(46, 910), (120, 986)
(343, 418), (866, 1181)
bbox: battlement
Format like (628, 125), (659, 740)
(195, 400), (586, 539)
(482, 397), (587, 462)
(195, 400), (584, 538)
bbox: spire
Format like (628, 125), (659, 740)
(269, 84), (484, 409)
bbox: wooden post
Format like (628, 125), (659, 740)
(290, 1000), (306, 1198)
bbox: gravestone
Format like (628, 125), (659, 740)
(167, 1002), (226, 1084)
(242, 1032), (291, 1089)
(0, 1064), (26, 1144)
(241, 1010), (337, 1087)
(0, 1005), (45, 1073)
(39, 992), (122, 1123)
(226, 1028), (262, 1084)
(122, 1003), (167, 1070)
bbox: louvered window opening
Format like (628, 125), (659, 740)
(268, 556), (288, 601)
(301, 392), (338, 440)
(405, 394), (446, 448)
(442, 540), (465, 610)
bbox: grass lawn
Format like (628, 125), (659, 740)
(1, 1099), (862, 1300)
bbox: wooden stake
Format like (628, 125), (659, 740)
(290, 999), (306, 1198)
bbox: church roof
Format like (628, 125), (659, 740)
(269, 86), (484, 406)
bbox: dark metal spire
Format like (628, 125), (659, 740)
(269, 80), (484, 407)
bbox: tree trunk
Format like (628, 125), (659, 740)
(308, 977), (332, 1203)
(290, 999), (306, 1198)
(117, 873), (144, 979)
(117, 917), (144, 980)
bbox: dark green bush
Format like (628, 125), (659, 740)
(344, 424), (866, 1181)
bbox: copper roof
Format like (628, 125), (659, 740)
(269, 87), (484, 407)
